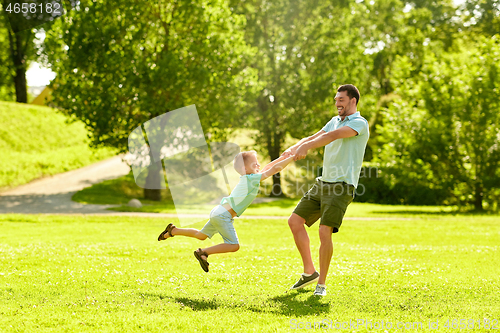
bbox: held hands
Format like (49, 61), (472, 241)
(293, 145), (308, 161)
(281, 145), (308, 161)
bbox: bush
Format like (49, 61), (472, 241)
(355, 166), (449, 205)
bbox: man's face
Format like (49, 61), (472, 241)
(245, 154), (261, 174)
(335, 90), (355, 117)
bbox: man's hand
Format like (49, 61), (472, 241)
(281, 148), (294, 158)
(294, 145), (308, 161)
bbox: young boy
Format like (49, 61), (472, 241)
(157, 151), (294, 272)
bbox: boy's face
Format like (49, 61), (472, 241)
(245, 154), (260, 174)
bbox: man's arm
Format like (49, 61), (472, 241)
(282, 130), (325, 157)
(294, 126), (358, 161)
(260, 156), (294, 180)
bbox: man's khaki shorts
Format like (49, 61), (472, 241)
(293, 178), (354, 233)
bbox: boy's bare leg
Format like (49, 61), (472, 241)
(318, 225), (333, 285)
(202, 243), (240, 256)
(171, 227), (208, 240)
(288, 213), (316, 274)
(193, 243), (239, 272)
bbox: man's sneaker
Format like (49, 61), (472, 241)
(290, 271), (319, 290)
(313, 284), (327, 296)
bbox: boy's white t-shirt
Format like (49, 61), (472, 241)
(220, 173), (262, 217)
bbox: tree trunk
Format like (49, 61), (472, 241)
(14, 67), (28, 103)
(8, 29), (31, 103)
(269, 131), (284, 197)
(144, 161), (163, 201)
(257, 94), (285, 197)
(474, 183), (483, 211)
(144, 188), (162, 201)
(271, 172), (283, 197)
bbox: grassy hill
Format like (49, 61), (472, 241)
(0, 101), (117, 190)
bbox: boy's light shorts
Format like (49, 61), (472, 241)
(200, 205), (239, 244)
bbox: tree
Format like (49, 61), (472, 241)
(42, 0), (256, 200)
(363, 0), (461, 95)
(232, 0), (374, 196)
(0, 14), (15, 101)
(356, 0), (463, 165)
(0, 6), (36, 103)
(463, 0), (500, 36)
(377, 36), (500, 210)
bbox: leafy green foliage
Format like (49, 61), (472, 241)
(375, 37), (500, 210)
(463, 0), (500, 36)
(230, 0), (377, 195)
(7, 0), (496, 208)
(42, 0), (257, 150)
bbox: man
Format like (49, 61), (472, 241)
(283, 84), (369, 296)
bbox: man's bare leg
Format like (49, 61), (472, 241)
(318, 225), (334, 285)
(288, 213), (316, 274)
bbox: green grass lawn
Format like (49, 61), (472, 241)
(1, 213), (499, 332)
(104, 199), (462, 218)
(0, 101), (116, 190)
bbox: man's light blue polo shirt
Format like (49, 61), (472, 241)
(321, 111), (369, 188)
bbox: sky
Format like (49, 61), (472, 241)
(27, 29), (55, 87)
(27, 62), (56, 87)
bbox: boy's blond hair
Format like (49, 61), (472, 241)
(233, 150), (257, 175)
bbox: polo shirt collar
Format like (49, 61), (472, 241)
(338, 111), (360, 122)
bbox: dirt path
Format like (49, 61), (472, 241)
(0, 156), (130, 214)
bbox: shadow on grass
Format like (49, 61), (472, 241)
(140, 293), (219, 311)
(140, 289), (330, 315)
(265, 289), (331, 316)
(175, 297), (219, 311)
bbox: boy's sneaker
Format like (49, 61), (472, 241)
(313, 284), (327, 296)
(290, 271), (319, 290)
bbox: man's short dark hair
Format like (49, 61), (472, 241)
(337, 84), (360, 105)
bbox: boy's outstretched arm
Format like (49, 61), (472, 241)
(260, 156), (294, 180)
(260, 155), (288, 173)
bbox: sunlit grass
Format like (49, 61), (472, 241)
(104, 199), (462, 218)
(0, 213), (499, 332)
